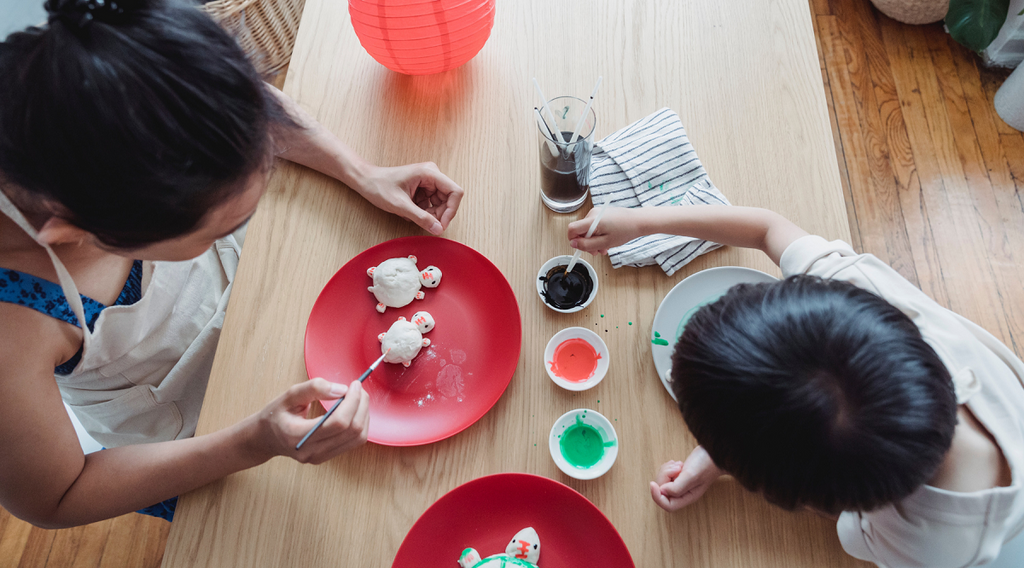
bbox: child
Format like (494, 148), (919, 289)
(0, 0), (463, 527)
(569, 205), (1023, 567)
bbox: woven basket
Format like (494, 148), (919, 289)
(869, 0), (949, 25)
(200, 0), (305, 76)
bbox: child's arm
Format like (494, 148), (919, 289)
(650, 446), (724, 512)
(266, 86), (463, 236)
(0, 307), (369, 528)
(568, 205), (808, 266)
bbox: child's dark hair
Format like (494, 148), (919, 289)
(671, 275), (958, 515)
(0, 0), (295, 248)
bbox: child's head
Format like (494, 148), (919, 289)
(671, 275), (957, 515)
(0, 0), (294, 251)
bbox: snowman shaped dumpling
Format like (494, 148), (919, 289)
(367, 255), (442, 313)
(378, 311), (435, 367)
(458, 527), (541, 568)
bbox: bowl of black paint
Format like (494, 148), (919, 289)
(536, 255), (599, 313)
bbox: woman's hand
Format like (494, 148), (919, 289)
(353, 162), (464, 235)
(567, 207), (645, 254)
(249, 378), (370, 465)
(649, 446), (724, 512)
(265, 86), (464, 235)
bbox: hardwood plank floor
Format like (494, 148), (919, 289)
(1, 1), (1021, 565)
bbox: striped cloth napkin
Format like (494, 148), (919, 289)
(589, 108), (730, 276)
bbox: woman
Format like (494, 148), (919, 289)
(0, 0), (463, 527)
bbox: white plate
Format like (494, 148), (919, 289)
(544, 327), (610, 391)
(549, 408), (618, 480)
(651, 266), (778, 401)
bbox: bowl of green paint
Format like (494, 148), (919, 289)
(544, 327), (609, 391)
(549, 409), (618, 480)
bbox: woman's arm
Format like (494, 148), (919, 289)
(567, 205), (808, 266)
(0, 305), (368, 528)
(266, 86), (463, 235)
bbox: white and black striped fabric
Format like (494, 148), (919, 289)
(589, 108), (730, 276)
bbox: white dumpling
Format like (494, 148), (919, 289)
(368, 257), (421, 310)
(378, 312), (434, 367)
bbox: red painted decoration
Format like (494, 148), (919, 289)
(349, 0), (496, 75)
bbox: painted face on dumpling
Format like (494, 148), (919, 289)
(411, 311), (435, 333)
(505, 527), (540, 563)
(419, 265), (442, 288)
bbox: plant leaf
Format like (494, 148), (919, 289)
(946, 0), (1011, 53)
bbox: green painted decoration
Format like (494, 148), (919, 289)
(651, 331), (669, 346)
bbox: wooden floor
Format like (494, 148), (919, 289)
(1, 1), (1021, 566)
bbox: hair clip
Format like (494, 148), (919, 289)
(46, 0), (126, 29)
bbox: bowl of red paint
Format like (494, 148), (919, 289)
(549, 408), (618, 480)
(544, 327), (609, 391)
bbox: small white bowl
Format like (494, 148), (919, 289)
(544, 327), (610, 391)
(535, 255), (599, 314)
(549, 408), (618, 480)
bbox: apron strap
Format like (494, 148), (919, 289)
(0, 189), (94, 347)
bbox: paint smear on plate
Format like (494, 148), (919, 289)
(558, 413), (616, 469)
(436, 364), (464, 401)
(651, 331), (669, 346)
(548, 338), (601, 383)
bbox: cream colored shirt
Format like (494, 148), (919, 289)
(780, 236), (1024, 568)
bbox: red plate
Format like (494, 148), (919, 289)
(304, 236), (522, 446)
(392, 473), (635, 568)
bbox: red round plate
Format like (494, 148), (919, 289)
(304, 236), (522, 446)
(392, 473), (635, 568)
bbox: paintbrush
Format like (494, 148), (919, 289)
(566, 198), (611, 275)
(295, 349), (389, 450)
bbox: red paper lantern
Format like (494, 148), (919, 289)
(349, 0), (496, 75)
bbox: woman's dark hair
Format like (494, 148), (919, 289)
(0, 0), (295, 248)
(671, 275), (958, 515)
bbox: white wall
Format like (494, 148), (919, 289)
(0, 0), (46, 38)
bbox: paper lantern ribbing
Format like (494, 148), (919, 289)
(349, 0), (495, 75)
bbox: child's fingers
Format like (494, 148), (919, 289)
(659, 475), (692, 499)
(654, 460), (683, 485)
(567, 215), (598, 239)
(650, 481), (687, 512)
(571, 234), (614, 253)
(650, 481), (672, 510)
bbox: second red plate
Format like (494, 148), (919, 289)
(392, 473), (635, 568)
(304, 236), (522, 446)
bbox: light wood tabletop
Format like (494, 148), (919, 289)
(163, 1), (865, 566)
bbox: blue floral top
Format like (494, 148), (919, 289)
(0, 260), (143, 374)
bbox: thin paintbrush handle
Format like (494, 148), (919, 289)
(295, 356), (381, 450)
(533, 78), (566, 144)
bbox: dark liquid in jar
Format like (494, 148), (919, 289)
(539, 263), (594, 309)
(540, 131), (591, 202)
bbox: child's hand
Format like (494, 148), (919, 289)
(249, 378), (370, 465)
(567, 207), (643, 254)
(355, 162), (464, 236)
(649, 446), (723, 512)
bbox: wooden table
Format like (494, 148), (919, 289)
(164, 1), (864, 566)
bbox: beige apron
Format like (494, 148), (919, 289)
(0, 190), (239, 448)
